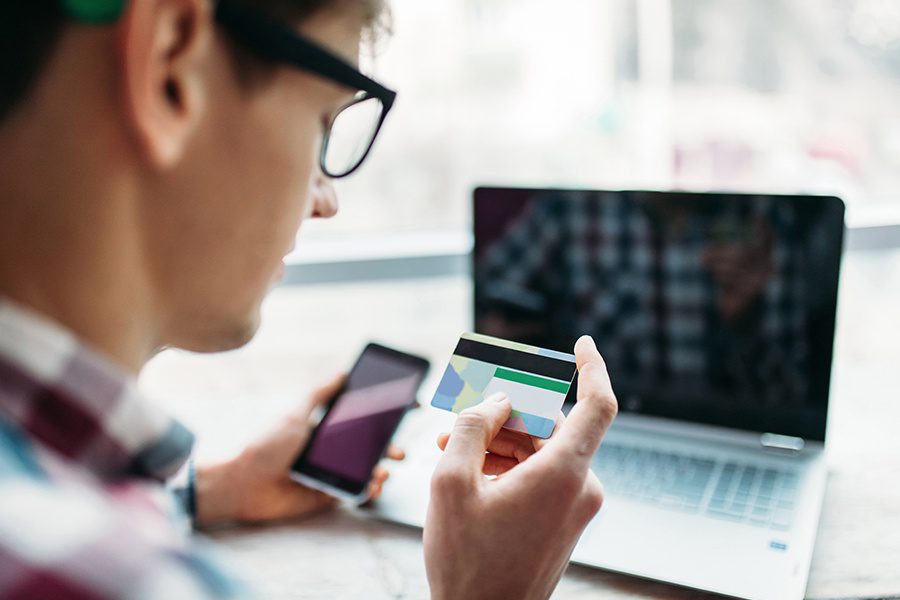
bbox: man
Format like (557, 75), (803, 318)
(0, 0), (618, 598)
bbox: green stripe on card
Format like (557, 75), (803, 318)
(493, 368), (570, 394)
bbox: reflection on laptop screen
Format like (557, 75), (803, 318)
(473, 188), (844, 441)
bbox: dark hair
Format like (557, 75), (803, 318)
(0, 2), (66, 122)
(224, 0), (390, 87)
(0, 0), (388, 123)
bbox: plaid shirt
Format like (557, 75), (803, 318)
(477, 191), (810, 406)
(0, 300), (247, 599)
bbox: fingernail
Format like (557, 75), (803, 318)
(577, 335), (598, 351)
(488, 392), (509, 403)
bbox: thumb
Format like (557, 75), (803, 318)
(439, 393), (511, 478)
(306, 372), (347, 412)
(271, 373), (346, 461)
(286, 372), (346, 426)
(544, 335), (617, 470)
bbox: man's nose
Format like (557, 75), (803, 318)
(310, 174), (339, 219)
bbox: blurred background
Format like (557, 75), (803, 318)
(322, 0), (900, 236)
(141, 0), (900, 467)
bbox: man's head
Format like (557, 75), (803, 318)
(0, 0), (389, 365)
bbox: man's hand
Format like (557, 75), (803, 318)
(194, 373), (404, 527)
(424, 335), (618, 600)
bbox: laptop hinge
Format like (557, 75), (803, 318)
(760, 432), (805, 454)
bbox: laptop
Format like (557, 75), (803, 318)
(370, 188), (845, 600)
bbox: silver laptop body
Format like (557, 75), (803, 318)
(371, 188), (845, 600)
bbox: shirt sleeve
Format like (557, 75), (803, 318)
(0, 476), (252, 600)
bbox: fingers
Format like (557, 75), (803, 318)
(283, 373), (346, 429)
(437, 427), (535, 476)
(307, 372), (347, 408)
(434, 438), (525, 476)
(437, 410), (567, 456)
(365, 465), (391, 501)
(282, 483), (337, 519)
(434, 393), (511, 482)
(385, 445), (405, 461)
(542, 336), (617, 470)
(438, 427), (537, 463)
(483, 454), (519, 476)
(266, 373), (347, 465)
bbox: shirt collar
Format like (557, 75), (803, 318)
(0, 299), (193, 482)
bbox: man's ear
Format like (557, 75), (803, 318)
(118, 0), (213, 168)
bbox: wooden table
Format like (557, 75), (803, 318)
(142, 250), (900, 599)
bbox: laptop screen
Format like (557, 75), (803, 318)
(473, 188), (844, 441)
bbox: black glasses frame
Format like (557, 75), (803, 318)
(214, 0), (397, 178)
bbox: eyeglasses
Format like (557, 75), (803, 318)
(214, 0), (397, 178)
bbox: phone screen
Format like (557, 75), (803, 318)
(293, 344), (428, 495)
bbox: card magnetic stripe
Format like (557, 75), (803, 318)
(461, 332), (576, 362)
(452, 338), (576, 383)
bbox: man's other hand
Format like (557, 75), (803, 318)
(194, 373), (404, 526)
(424, 335), (618, 600)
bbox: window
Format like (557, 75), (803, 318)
(299, 0), (900, 247)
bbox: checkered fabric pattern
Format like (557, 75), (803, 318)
(0, 300), (248, 599)
(477, 191), (810, 406)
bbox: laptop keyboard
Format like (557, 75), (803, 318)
(592, 443), (799, 530)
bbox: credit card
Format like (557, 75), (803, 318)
(431, 333), (577, 438)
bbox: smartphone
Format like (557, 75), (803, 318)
(291, 343), (430, 503)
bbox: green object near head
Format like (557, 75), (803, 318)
(63, 0), (127, 23)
